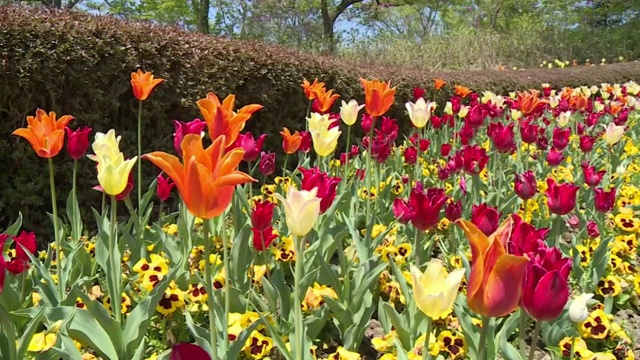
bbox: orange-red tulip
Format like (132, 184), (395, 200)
(143, 134), (255, 219)
(196, 92), (263, 148)
(314, 87), (340, 114)
(434, 78), (446, 90)
(456, 217), (529, 318)
(516, 90), (547, 116)
(130, 69), (164, 101)
(279, 127), (302, 154)
(454, 85), (472, 98)
(301, 78), (326, 101)
(12, 109), (74, 158)
(360, 78), (396, 117)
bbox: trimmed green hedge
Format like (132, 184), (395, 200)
(2, 5), (640, 238)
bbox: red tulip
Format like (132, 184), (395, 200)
(546, 148), (565, 166)
(299, 167), (341, 214)
(488, 122), (515, 153)
(259, 151), (276, 176)
(393, 198), (413, 224)
(412, 87), (425, 101)
(581, 162), (605, 188)
(467, 104), (487, 128)
(521, 246), (571, 321)
(445, 199), (462, 222)
(594, 188), (616, 213)
(235, 133), (266, 162)
(579, 135), (596, 152)
(2, 231), (36, 275)
(514, 171), (537, 200)
(173, 119), (207, 157)
(361, 113), (373, 134)
(404, 146), (417, 165)
(409, 133), (430, 152)
(471, 203), (501, 236)
(459, 145), (489, 175)
(536, 134), (549, 150)
(552, 128), (571, 151)
(519, 120), (539, 144)
(408, 187), (447, 231)
(440, 144), (452, 157)
(507, 215), (548, 257)
(65, 126), (92, 160)
(299, 131), (312, 153)
(546, 178), (579, 215)
(252, 227), (278, 251)
(586, 220), (600, 238)
(585, 113), (601, 127)
(170, 343), (211, 360)
(251, 200), (275, 231)
(157, 174), (175, 201)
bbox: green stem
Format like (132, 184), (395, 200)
(519, 310), (528, 359)
(414, 229), (424, 268)
(569, 336), (576, 360)
(527, 321), (542, 360)
(283, 154), (289, 176)
(71, 159), (79, 242)
(101, 192), (106, 217)
(305, 101), (311, 132)
(202, 220), (219, 360)
(48, 158), (63, 301)
(415, 129), (422, 181)
(221, 215), (230, 353)
(343, 125), (352, 190)
(364, 120), (375, 245)
(422, 317), (433, 360)
(109, 196), (121, 323)
(293, 234), (305, 359)
(137, 100), (143, 235)
(477, 316), (491, 360)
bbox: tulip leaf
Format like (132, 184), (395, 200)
(21, 244), (59, 306)
(130, 338), (146, 360)
(304, 306), (329, 341)
(0, 304), (17, 360)
(323, 297), (352, 332)
(341, 212), (369, 263)
(3, 212), (22, 236)
(260, 277), (280, 315)
(382, 301), (411, 350)
(343, 290), (375, 351)
(230, 224), (253, 292)
(59, 243), (86, 300)
(497, 311), (523, 360)
(184, 311), (212, 356)
(65, 189), (83, 243)
(53, 332), (85, 360)
(70, 288), (124, 356)
(122, 259), (180, 357)
(314, 253), (342, 298)
(353, 260), (386, 310)
(454, 296), (480, 355)
(541, 312), (573, 349)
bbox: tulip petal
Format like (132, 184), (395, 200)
(482, 254), (528, 317)
(456, 219), (489, 298)
(143, 152), (186, 197)
(530, 271), (569, 321)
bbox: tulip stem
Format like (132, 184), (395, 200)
(48, 158), (64, 301)
(527, 321), (542, 360)
(569, 336), (576, 360)
(202, 219), (219, 360)
(137, 100), (143, 242)
(415, 130), (422, 181)
(414, 229), (424, 268)
(519, 310), (528, 358)
(293, 234), (305, 359)
(283, 154), (289, 176)
(477, 316), (490, 360)
(343, 125), (352, 190)
(71, 159), (80, 243)
(221, 215), (230, 353)
(109, 195), (121, 323)
(422, 317), (433, 360)
(364, 120), (375, 245)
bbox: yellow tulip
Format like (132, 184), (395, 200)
(275, 187), (321, 237)
(458, 105), (469, 118)
(410, 260), (465, 319)
(91, 130), (138, 196)
(406, 98), (436, 128)
(604, 122), (625, 146)
(88, 129), (121, 161)
(444, 102), (453, 115)
(308, 112), (341, 157)
(340, 99), (364, 126)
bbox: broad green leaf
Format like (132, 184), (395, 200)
(71, 289), (123, 356)
(0, 304), (17, 360)
(382, 302), (410, 350)
(3, 212), (23, 236)
(185, 311), (212, 355)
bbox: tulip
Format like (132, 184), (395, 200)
(308, 113), (341, 157)
(412, 87), (426, 101)
(170, 343), (211, 360)
(235, 133), (266, 162)
(360, 78), (396, 117)
(407, 188), (448, 231)
(258, 151), (276, 176)
(445, 199), (462, 222)
(144, 134), (255, 219)
(65, 126), (92, 160)
(251, 200), (275, 231)
(603, 122), (625, 146)
(406, 98), (436, 128)
(157, 174), (175, 202)
(557, 111), (572, 127)
(130, 69), (164, 101)
(459, 145), (489, 175)
(586, 220), (600, 238)
(514, 171), (537, 200)
(404, 146), (417, 165)
(507, 215), (548, 257)
(434, 78), (446, 90)
(280, 128), (302, 154)
(393, 198), (413, 224)
(546, 148), (565, 167)
(410, 260), (465, 319)
(13, 109), (74, 158)
(252, 227), (278, 251)
(196, 92), (263, 148)
(517, 90), (547, 116)
(1, 231), (36, 276)
(471, 203), (501, 236)
(454, 85), (472, 98)
(546, 178), (579, 215)
(519, 120), (538, 144)
(581, 162), (605, 187)
(594, 188), (616, 213)
(552, 127), (571, 151)
(522, 246), (572, 321)
(579, 135), (596, 152)
(340, 100), (364, 126)
(299, 131), (312, 153)
(312, 87), (340, 114)
(487, 122), (515, 153)
(440, 144), (452, 157)
(299, 167), (341, 214)
(90, 130), (138, 196)
(569, 293), (594, 323)
(274, 187), (321, 237)
(173, 119), (207, 157)
(456, 218), (529, 317)
(301, 78), (325, 101)
(467, 104), (487, 128)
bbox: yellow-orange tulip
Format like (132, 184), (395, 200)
(130, 69), (164, 101)
(12, 109), (74, 158)
(143, 134), (255, 219)
(280, 127), (302, 154)
(196, 92), (263, 148)
(456, 217), (528, 318)
(313, 87), (340, 114)
(301, 78), (326, 101)
(360, 79), (396, 117)
(434, 78), (446, 90)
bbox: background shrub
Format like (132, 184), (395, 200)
(1, 5), (640, 240)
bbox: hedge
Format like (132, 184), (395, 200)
(2, 5), (640, 239)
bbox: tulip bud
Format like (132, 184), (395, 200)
(340, 100), (364, 126)
(568, 293), (594, 323)
(157, 174), (175, 201)
(259, 151), (276, 176)
(65, 126), (92, 160)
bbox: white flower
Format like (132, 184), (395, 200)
(569, 293), (594, 323)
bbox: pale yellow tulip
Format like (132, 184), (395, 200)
(275, 187), (321, 237)
(410, 260), (465, 320)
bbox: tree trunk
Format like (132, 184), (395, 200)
(320, 0), (335, 54)
(197, 0), (210, 34)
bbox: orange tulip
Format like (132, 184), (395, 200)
(569, 94), (589, 112)
(454, 85), (472, 98)
(314, 87), (340, 114)
(143, 134), (255, 219)
(456, 217), (528, 318)
(280, 127), (302, 154)
(12, 109), (74, 158)
(516, 90), (547, 116)
(130, 69), (164, 101)
(360, 78), (396, 117)
(196, 92), (263, 148)
(301, 78), (326, 101)
(434, 78), (446, 90)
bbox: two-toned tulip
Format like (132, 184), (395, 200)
(340, 100), (364, 126)
(280, 128), (302, 154)
(406, 98), (437, 128)
(603, 122), (624, 146)
(275, 187), (321, 237)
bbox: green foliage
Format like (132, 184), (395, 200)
(2, 5), (640, 240)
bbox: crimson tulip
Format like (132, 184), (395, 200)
(251, 200), (275, 231)
(467, 104), (487, 128)
(403, 146), (417, 165)
(579, 135), (596, 152)
(173, 119), (206, 157)
(299, 131), (312, 153)
(519, 120), (539, 144)
(65, 126), (92, 160)
(459, 145), (488, 175)
(552, 128), (571, 151)
(440, 144), (452, 157)
(514, 171), (537, 200)
(445, 199), (462, 222)
(412, 87), (425, 101)
(393, 198), (413, 224)
(546, 148), (565, 166)
(299, 167), (341, 214)
(235, 133), (266, 162)
(546, 178), (579, 215)
(586, 220), (600, 238)
(471, 203), (501, 236)
(407, 187), (447, 231)
(488, 122), (516, 153)
(252, 227), (278, 251)
(1, 231), (36, 277)
(581, 162), (605, 188)
(521, 246), (571, 321)
(507, 215), (548, 257)
(594, 188), (616, 213)
(170, 343), (210, 360)
(258, 151), (275, 176)
(156, 174), (175, 201)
